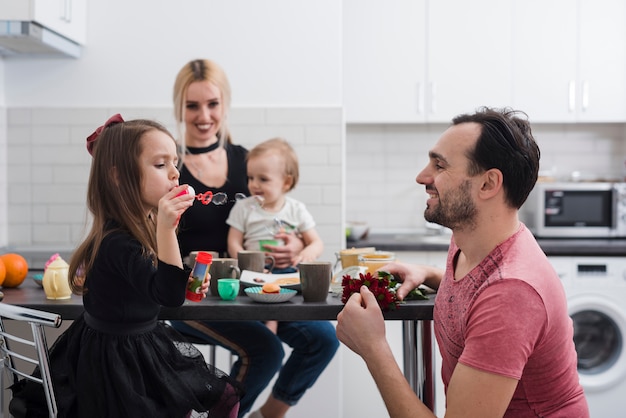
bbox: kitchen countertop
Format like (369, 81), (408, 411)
(349, 233), (626, 256)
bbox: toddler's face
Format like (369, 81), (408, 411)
(247, 152), (291, 208)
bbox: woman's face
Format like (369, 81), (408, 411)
(139, 130), (180, 214)
(184, 80), (224, 145)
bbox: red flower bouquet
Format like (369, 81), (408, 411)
(341, 270), (428, 312)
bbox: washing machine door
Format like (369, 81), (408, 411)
(568, 295), (626, 392)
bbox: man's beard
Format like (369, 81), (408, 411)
(424, 180), (477, 231)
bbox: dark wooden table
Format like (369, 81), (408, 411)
(2, 277), (437, 411)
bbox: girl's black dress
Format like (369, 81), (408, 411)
(11, 227), (242, 417)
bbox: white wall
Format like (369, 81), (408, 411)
(3, 0), (342, 107)
(1, 59), (7, 247)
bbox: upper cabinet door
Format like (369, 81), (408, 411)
(0, 0), (86, 44)
(427, 0), (513, 123)
(512, 0), (577, 122)
(343, 0), (426, 123)
(33, 0), (87, 45)
(577, 0), (626, 122)
(513, 0), (626, 122)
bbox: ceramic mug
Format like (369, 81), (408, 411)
(209, 258), (241, 296)
(42, 257), (72, 300)
(217, 278), (240, 301)
(237, 250), (275, 273)
(299, 261), (332, 302)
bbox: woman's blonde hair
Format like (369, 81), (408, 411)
(248, 137), (299, 191)
(69, 119), (175, 294)
(173, 59), (233, 159)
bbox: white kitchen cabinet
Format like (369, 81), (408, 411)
(0, 0), (86, 44)
(426, 0), (512, 123)
(512, 0), (626, 122)
(343, 0), (512, 124)
(343, 0), (426, 123)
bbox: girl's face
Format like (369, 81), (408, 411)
(247, 151), (292, 209)
(184, 80), (224, 145)
(139, 130), (180, 214)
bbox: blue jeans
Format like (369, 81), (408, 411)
(170, 320), (339, 417)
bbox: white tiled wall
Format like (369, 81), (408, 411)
(346, 123), (626, 230)
(5, 107), (345, 265)
(0, 108), (7, 247)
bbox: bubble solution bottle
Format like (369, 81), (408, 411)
(186, 251), (212, 302)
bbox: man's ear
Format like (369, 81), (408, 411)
(479, 168), (503, 199)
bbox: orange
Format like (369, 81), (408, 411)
(0, 253), (29, 288)
(0, 258), (5, 286)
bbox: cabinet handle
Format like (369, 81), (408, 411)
(429, 81), (437, 114)
(581, 81), (589, 111)
(61, 0), (72, 23)
(416, 82), (423, 114)
(568, 80), (575, 113)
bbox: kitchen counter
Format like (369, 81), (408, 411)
(349, 233), (626, 256)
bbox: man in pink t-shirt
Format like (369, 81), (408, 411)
(337, 107), (589, 417)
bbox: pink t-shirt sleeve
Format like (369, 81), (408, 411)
(459, 279), (548, 380)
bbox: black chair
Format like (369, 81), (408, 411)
(0, 303), (62, 418)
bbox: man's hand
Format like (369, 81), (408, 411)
(378, 262), (442, 300)
(336, 286), (386, 359)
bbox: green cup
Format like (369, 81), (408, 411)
(217, 278), (240, 301)
(259, 239), (281, 251)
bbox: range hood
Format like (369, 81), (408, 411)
(0, 20), (80, 58)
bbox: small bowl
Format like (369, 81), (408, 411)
(347, 222), (369, 241)
(32, 273), (44, 288)
(244, 287), (297, 303)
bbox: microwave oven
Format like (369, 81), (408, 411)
(520, 182), (626, 238)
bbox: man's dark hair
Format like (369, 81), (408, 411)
(453, 107), (540, 209)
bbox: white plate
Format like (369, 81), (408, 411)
(244, 287), (298, 303)
(239, 270), (301, 291)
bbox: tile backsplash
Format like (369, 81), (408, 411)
(5, 107), (626, 257)
(3, 107), (344, 264)
(346, 123), (626, 231)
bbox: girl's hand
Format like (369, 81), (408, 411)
(201, 273), (211, 299)
(159, 185), (194, 228)
(186, 272), (210, 299)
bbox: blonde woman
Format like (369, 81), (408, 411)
(170, 59), (338, 418)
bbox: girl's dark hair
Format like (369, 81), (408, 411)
(453, 107), (540, 209)
(69, 119), (175, 294)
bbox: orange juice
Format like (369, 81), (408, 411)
(358, 251), (396, 274)
(338, 247), (376, 269)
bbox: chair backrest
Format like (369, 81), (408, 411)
(0, 303), (62, 418)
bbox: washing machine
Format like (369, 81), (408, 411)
(549, 256), (626, 418)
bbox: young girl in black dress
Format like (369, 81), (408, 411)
(12, 115), (242, 417)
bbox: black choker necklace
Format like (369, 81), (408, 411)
(186, 141), (220, 155)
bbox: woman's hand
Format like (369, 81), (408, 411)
(263, 231), (305, 269)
